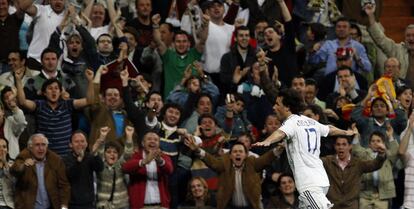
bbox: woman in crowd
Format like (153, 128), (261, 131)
(179, 176), (215, 209)
(0, 87), (27, 159)
(396, 85), (413, 117)
(266, 173), (299, 209)
(0, 137), (14, 209)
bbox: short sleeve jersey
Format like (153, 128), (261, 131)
(27, 5), (64, 61)
(279, 114), (330, 192)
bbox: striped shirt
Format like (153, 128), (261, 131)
(35, 99), (74, 157)
(158, 123), (181, 158)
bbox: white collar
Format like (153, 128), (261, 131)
(41, 70), (58, 79)
(162, 122), (177, 131)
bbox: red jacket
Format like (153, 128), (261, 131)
(122, 150), (174, 209)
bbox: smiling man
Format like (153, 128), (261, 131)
(308, 16), (372, 76)
(152, 13), (208, 97)
(351, 88), (407, 147)
(24, 48), (76, 100)
(122, 131), (173, 209)
(63, 131), (104, 209)
(0, 50), (39, 88)
(219, 26), (257, 104)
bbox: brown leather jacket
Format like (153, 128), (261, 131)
(11, 149), (70, 209)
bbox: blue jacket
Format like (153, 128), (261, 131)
(215, 105), (252, 138)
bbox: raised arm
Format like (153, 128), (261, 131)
(120, 69), (142, 119)
(257, 50), (279, 102)
(195, 14), (209, 53)
(365, 3), (376, 26)
(15, 68), (36, 112)
(385, 123), (400, 164)
(107, 0), (118, 25)
(361, 143), (387, 173)
(89, 65), (107, 106)
(123, 126), (135, 159)
(360, 83), (376, 106)
(152, 14), (167, 55)
(365, 4), (400, 58)
(184, 135), (225, 173)
(399, 112), (414, 162)
(7, 95), (27, 136)
(277, 0), (292, 22)
(254, 129), (287, 146)
(77, 24), (98, 62)
(73, 69), (95, 109)
(16, 0), (37, 17)
(91, 126), (110, 156)
(48, 9), (72, 55)
(107, 0), (124, 38)
(82, 0), (94, 23)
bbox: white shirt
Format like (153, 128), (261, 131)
(223, 149), (259, 158)
(143, 152), (161, 204)
(90, 25), (110, 40)
(404, 153), (414, 209)
(0, 68), (39, 87)
(27, 5), (64, 61)
(400, 126), (414, 208)
(41, 70), (58, 79)
(279, 114), (330, 193)
(232, 167), (249, 207)
(203, 21), (234, 73)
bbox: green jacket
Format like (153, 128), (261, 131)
(352, 140), (399, 200)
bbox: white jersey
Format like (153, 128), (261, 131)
(279, 114), (330, 193)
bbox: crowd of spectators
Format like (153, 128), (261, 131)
(0, 0), (414, 208)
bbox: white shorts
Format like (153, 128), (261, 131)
(299, 187), (333, 209)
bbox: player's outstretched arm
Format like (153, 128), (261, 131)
(328, 125), (355, 136)
(253, 129), (286, 146)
